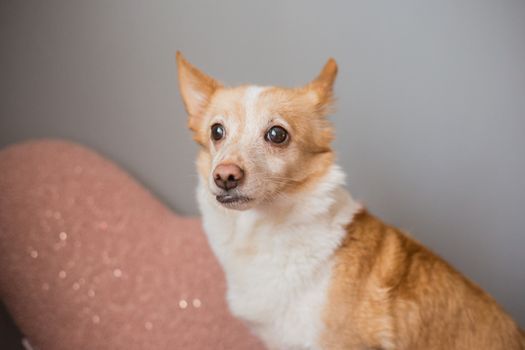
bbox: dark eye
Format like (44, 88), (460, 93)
(211, 123), (225, 141)
(266, 126), (288, 144)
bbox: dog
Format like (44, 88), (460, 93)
(176, 52), (524, 350)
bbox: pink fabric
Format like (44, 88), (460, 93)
(0, 140), (264, 350)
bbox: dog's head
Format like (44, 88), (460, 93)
(177, 52), (337, 210)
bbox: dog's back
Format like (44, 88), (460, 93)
(323, 210), (525, 349)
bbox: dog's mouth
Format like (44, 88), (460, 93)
(216, 194), (252, 205)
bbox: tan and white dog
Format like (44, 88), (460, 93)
(176, 52), (524, 350)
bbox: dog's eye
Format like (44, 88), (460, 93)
(266, 126), (288, 144)
(211, 123), (225, 141)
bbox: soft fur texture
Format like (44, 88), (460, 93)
(323, 210), (524, 349)
(177, 52), (524, 349)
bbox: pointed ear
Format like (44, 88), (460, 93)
(176, 52), (221, 117)
(306, 58), (338, 112)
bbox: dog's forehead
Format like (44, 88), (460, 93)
(208, 87), (246, 118)
(244, 86), (267, 119)
(209, 85), (294, 121)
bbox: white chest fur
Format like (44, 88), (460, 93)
(198, 166), (360, 350)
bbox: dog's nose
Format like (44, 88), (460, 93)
(213, 164), (244, 191)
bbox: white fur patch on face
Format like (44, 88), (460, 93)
(243, 86), (267, 137)
(207, 87), (268, 199)
(244, 86), (266, 117)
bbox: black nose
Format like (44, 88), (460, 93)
(213, 164), (244, 190)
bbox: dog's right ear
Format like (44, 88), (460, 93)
(305, 58), (338, 116)
(176, 52), (221, 118)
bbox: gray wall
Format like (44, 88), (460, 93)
(1, 0), (524, 326)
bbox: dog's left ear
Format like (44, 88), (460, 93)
(176, 52), (222, 118)
(306, 58), (338, 113)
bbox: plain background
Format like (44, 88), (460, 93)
(0, 0), (524, 327)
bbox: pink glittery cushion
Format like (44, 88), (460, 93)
(0, 139), (264, 350)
